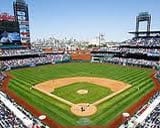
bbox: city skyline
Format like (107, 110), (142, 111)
(1, 0), (160, 42)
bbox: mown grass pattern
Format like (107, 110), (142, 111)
(9, 62), (154, 126)
(52, 82), (113, 104)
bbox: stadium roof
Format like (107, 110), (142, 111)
(129, 31), (160, 37)
(129, 31), (160, 35)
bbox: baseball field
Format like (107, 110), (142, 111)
(8, 62), (154, 126)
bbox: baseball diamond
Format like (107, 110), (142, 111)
(33, 77), (131, 116)
(7, 62), (154, 126)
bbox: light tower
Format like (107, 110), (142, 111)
(97, 33), (105, 48)
(13, 0), (30, 46)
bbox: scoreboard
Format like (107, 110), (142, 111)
(0, 13), (21, 45)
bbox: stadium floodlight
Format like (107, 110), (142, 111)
(96, 33), (105, 48)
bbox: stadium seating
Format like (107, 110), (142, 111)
(1, 48), (71, 70)
(119, 92), (160, 128)
(0, 72), (6, 86)
(104, 57), (157, 67)
(125, 37), (160, 47)
(91, 37), (160, 68)
(1, 49), (42, 57)
(138, 103), (160, 128)
(0, 100), (27, 128)
(0, 91), (49, 128)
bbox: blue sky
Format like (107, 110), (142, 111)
(1, 0), (160, 42)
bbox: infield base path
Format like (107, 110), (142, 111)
(33, 77), (131, 117)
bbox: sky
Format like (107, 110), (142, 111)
(0, 0), (160, 42)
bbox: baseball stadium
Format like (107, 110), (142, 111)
(1, 0), (160, 128)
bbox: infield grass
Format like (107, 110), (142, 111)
(8, 62), (154, 126)
(52, 82), (113, 104)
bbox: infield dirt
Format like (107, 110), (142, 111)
(34, 77), (129, 93)
(33, 77), (131, 116)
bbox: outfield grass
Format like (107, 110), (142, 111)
(8, 62), (154, 126)
(52, 82), (113, 104)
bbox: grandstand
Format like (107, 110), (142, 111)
(1, 48), (71, 70)
(91, 12), (160, 68)
(119, 92), (160, 128)
(0, 91), (49, 128)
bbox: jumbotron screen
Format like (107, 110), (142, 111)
(0, 20), (21, 44)
(0, 31), (21, 43)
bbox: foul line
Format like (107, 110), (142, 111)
(32, 87), (74, 106)
(92, 84), (132, 106)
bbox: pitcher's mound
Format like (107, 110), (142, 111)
(77, 89), (88, 95)
(71, 103), (97, 117)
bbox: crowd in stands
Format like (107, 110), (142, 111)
(110, 37), (160, 67)
(1, 49), (42, 57)
(119, 92), (160, 128)
(2, 57), (53, 69)
(139, 104), (160, 128)
(154, 63), (160, 82)
(98, 47), (160, 57)
(2, 55), (63, 69)
(0, 91), (49, 128)
(119, 37), (160, 57)
(104, 57), (158, 68)
(125, 37), (160, 47)
(119, 48), (160, 57)
(1, 54), (70, 70)
(92, 36), (160, 68)
(0, 100), (27, 128)
(0, 72), (6, 86)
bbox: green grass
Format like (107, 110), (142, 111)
(8, 62), (154, 126)
(52, 82), (113, 104)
